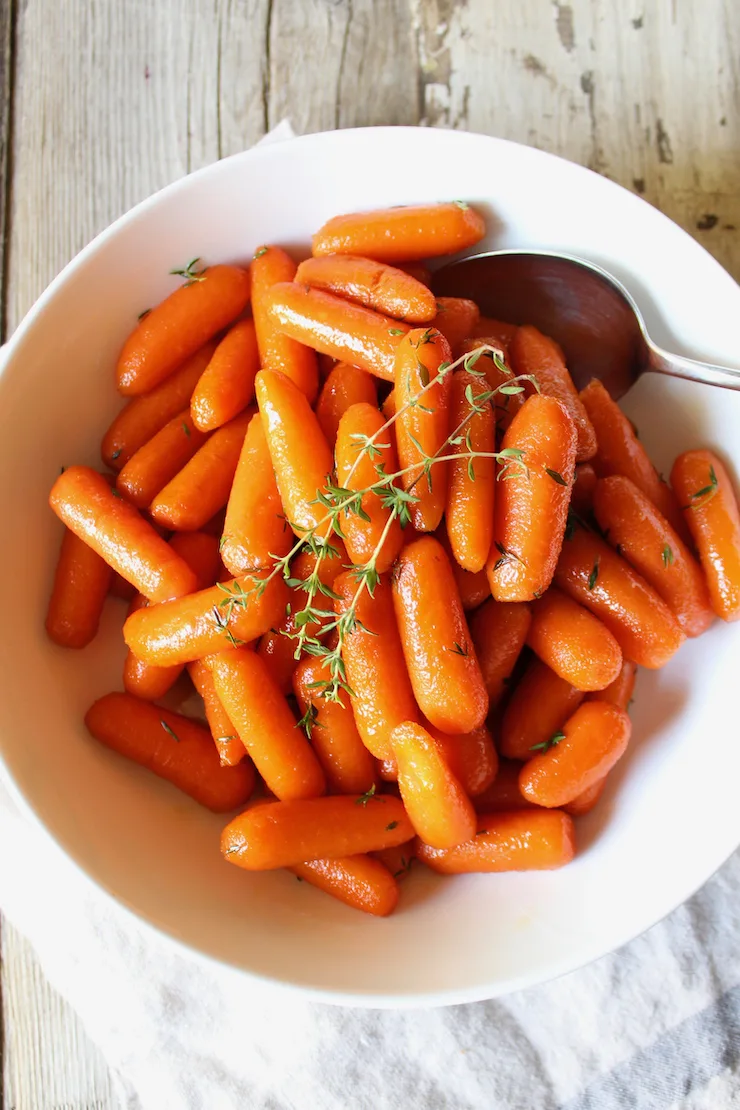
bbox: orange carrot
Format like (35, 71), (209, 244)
(459, 340), (524, 436)
(436, 526), (491, 610)
(425, 722), (498, 797)
(109, 572), (137, 602)
(487, 394), (577, 602)
(432, 298), (480, 356)
(117, 264), (251, 395)
(251, 245), (319, 402)
(470, 317), (518, 349)
(391, 721), (476, 849)
(296, 255), (437, 324)
(50, 466), (196, 602)
(149, 410), (252, 532)
(445, 369), (496, 572)
(671, 450), (740, 622)
(585, 659), (637, 710)
(563, 778), (608, 817)
(291, 855), (399, 916)
(211, 648), (326, 801)
(312, 202), (486, 263)
(187, 658), (247, 766)
(190, 319), (260, 432)
(102, 343), (216, 470)
(527, 588), (623, 691)
(500, 658), (585, 760)
(468, 599), (532, 707)
(394, 328), (453, 532)
(115, 411), (208, 508)
(221, 794), (413, 869)
(571, 462), (597, 515)
(85, 693), (254, 812)
(381, 387), (397, 420)
(592, 474), (713, 636)
(394, 262), (432, 286)
(46, 529), (112, 648)
(417, 809), (575, 872)
(371, 843), (415, 881)
(315, 362), (378, 446)
(392, 537), (488, 734)
(472, 759), (538, 812)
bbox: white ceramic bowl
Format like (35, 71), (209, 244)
(1, 127), (739, 1008)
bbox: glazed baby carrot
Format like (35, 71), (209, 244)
(251, 245), (319, 402)
(334, 573), (418, 760)
(293, 657), (377, 794)
(211, 648), (326, 801)
(671, 450), (740, 621)
(432, 298), (480, 356)
(50, 466), (196, 602)
(382, 388), (397, 420)
(265, 282), (410, 382)
(117, 264), (251, 395)
(221, 412), (292, 576)
(291, 855), (399, 916)
(115, 410), (208, 508)
(221, 794), (413, 869)
(585, 659), (637, 710)
(426, 722), (498, 797)
(519, 700), (631, 808)
(436, 526), (491, 610)
(256, 369), (334, 539)
(468, 598), (532, 707)
(592, 475), (713, 636)
(394, 328), (453, 532)
(190, 319), (260, 432)
(417, 809), (575, 873)
(46, 529), (112, 648)
(571, 462), (597, 515)
(392, 537), (488, 734)
(102, 342), (216, 470)
(391, 722), (476, 849)
(487, 394), (577, 602)
(563, 778), (608, 817)
(394, 262), (432, 285)
(527, 588), (623, 691)
(500, 657), (585, 760)
(579, 378), (687, 538)
(85, 693), (254, 812)
(510, 326), (597, 461)
(459, 340), (524, 436)
(554, 526), (685, 667)
(109, 572), (137, 602)
(470, 317), (518, 349)
(472, 759), (538, 812)
(311, 202), (486, 263)
(315, 362), (378, 446)
(445, 370), (496, 572)
(371, 843), (415, 881)
(335, 402), (403, 572)
(123, 571), (286, 665)
(187, 658), (248, 767)
(295, 255), (437, 324)
(150, 409), (252, 532)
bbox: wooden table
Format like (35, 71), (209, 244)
(0, 1), (737, 1104)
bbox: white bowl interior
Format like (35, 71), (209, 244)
(1, 128), (739, 1005)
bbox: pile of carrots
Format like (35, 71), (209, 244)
(47, 201), (740, 917)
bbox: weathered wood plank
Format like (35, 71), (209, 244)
(0, 0), (16, 341)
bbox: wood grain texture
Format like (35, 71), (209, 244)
(2, 1), (738, 1107)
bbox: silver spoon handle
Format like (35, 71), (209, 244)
(647, 342), (740, 390)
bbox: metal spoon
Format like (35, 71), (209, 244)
(432, 249), (740, 399)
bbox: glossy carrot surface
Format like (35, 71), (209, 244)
(46, 529), (112, 648)
(190, 318), (260, 432)
(417, 809), (575, 873)
(391, 721), (477, 849)
(251, 245), (319, 402)
(315, 362), (378, 446)
(469, 599), (531, 707)
(296, 255), (437, 323)
(291, 855), (399, 916)
(116, 410), (208, 508)
(500, 657), (585, 760)
(311, 202), (486, 263)
(527, 588), (623, 691)
(446, 370), (496, 572)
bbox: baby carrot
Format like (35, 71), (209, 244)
(395, 262), (432, 285)
(312, 202), (486, 263)
(394, 328), (453, 532)
(472, 759), (538, 812)
(671, 450), (740, 621)
(554, 526), (685, 667)
(335, 402), (403, 572)
(109, 573), (137, 602)
(510, 326), (597, 461)
(426, 722), (498, 797)
(222, 794), (413, 869)
(585, 659), (637, 710)
(487, 394), (577, 602)
(116, 264), (251, 395)
(85, 692), (254, 812)
(563, 778), (608, 817)
(519, 700), (631, 808)
(296, 255), (437, 324)
(334, 573), (418, 760)
(470, 317), (518, 350)
(102, 342), (216, 470)
(468, 599), (532, 707)
(50, 466), (196, 602)
(221, 412), (292, 576)
(579, 378), (687, 538)
(46, 529), (112, 648)
(500, 657), (585, 760)
(293, 656), (377, 794)
(571, 462), (598, 515)
(445, 369), (496, 572)
(431, 298), (480, 357)
(315, 362), (378, 446)
(123, 571), (287, 666)
(381, 388), (397, 420)
(593, 475), (713, 636)
(251, 245), (319, 402)
(459, 340), (523, 436)
(190, 319), (260, 432)
(417, 809), (575, 873)
(211, 648), (326, 801)
(291, 855), (399, 916)
(150, 410), (252, 532)
(187, 658), (248, 767)
(115, 411), (208, 508)
(436, 526), (491, 610)
(527, 588), (623, 691)
(266, 282), (410, 382)
(256, 369), (334, 539)
(391, 721), (476, 849)
(392, 537), (488, 734)
(372, 842), (415, 880)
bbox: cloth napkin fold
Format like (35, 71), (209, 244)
(1, 123), (739, 1110)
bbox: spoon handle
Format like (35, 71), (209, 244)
(647, 343), (740, 391)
